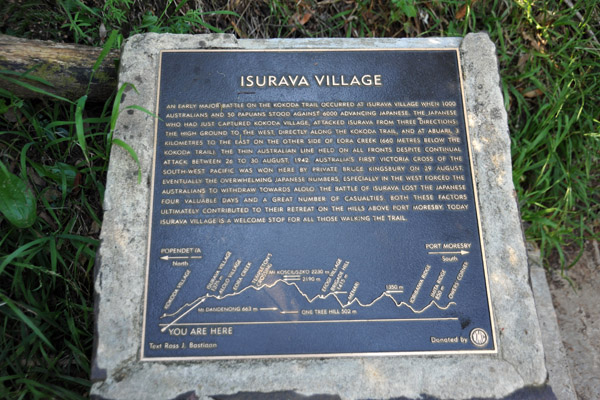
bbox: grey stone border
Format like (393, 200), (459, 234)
(92, 33), (547, 399)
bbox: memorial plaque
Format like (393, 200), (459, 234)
(141, 49), (496, 360)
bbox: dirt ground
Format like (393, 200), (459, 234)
(548, 240), (600, 400)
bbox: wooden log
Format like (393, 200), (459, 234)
(0, 34), (119, 102)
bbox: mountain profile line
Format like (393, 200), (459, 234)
(159, 279), (455, 332)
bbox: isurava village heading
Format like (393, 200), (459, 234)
(240, 74), (383, 87)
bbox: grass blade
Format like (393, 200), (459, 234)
(92, 30), (119, 74)
(0, 293), (55, 350)
(111, 138), (141, 184)
(0, 74), (73, 104)
(74, 95), (89, 163)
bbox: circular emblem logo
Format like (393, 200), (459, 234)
(470, 328), (489, 347)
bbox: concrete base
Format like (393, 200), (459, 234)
(92, 33), (550, 399)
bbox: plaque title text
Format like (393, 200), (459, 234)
(240, 74), (383, 88)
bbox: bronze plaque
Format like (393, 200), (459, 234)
(141, 49), (496, 360)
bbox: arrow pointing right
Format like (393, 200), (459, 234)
(427, 250), (469, 255)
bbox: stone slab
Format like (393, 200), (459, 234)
(92, 33), (548, 399)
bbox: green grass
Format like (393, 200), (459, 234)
(0, 0), (598, 398)
(0, 94), (106, 397)
(496, 1), (599, 266)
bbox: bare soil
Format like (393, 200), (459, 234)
(549, 240), (600, 400)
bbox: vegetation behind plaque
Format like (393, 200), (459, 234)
(0, 0), (598, 398)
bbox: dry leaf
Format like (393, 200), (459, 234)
(42, 188), (61, 203)
(455, 5), (467, 20)
(27, 167), (46, 187)
(99, 23), (107, 42)
(362, 10), (374, 22)
(522, 31), (542, 52)
(72, 172), (82, 194)
(289, 10), (313, 34)
(456, 0), (478, 20)
(517, 53), (531, 72)
(230, 20), (246, 38)
(535, 32), (547, 47)
(89, 221), (101, 235)
(298, 12), (312, 26)
(39, 211), (58, 231)
(523, 89), (543, 98)
(535, 10), (556, 26)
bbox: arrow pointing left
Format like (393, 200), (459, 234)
(160, 255), (203, 261)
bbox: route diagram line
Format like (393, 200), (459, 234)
(159, 279), (456, 332)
